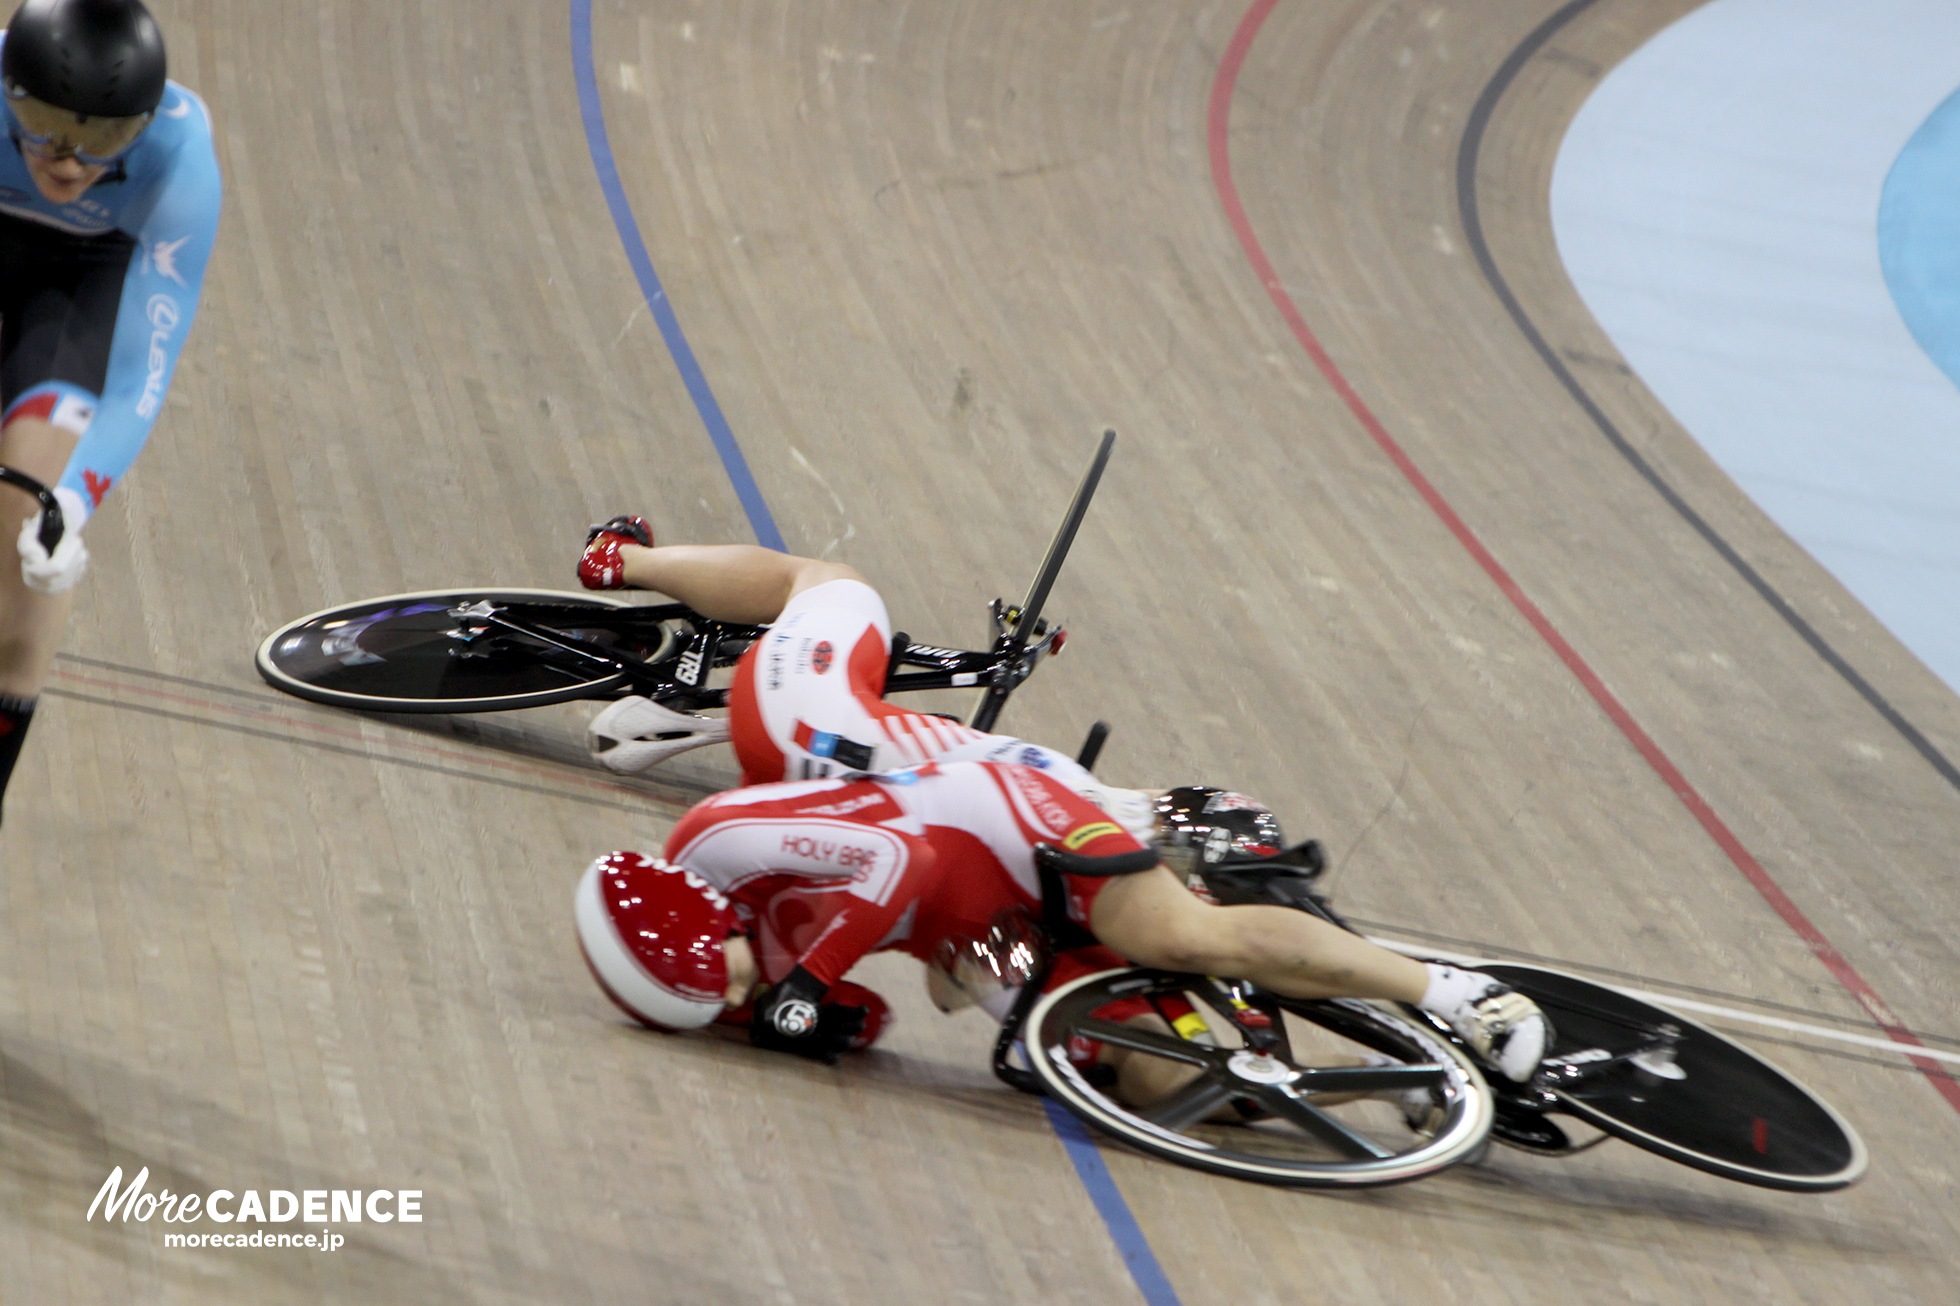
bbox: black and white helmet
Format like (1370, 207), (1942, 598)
(1152, 786), (1285, 876)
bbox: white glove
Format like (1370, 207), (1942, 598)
(587, 696), (731, 773)
(17, 485), (89, 594)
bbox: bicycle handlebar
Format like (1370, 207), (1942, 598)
(970, 429), (1115, 732)
(0, 465), (65, 555)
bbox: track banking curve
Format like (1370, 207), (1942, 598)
(10, 2), (1960, 1301)
(1211, 0), (1960, 1116)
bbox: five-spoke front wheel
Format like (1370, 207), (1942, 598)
(1026, 969), (1493, 1188)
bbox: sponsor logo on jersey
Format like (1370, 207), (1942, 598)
(810, 640), (834, 675)
(135, 295), (181, 418)
(779, 832), (884, 871)
(151, 235), (191, 286)
(1016, 746), (1053, 769)
(795, 791), (887, 819)
(765, 630), (788, 690)
(83, 469), (114, 507)
(1062, 821), (1122, 851)
(1005, 764), (1074, 835)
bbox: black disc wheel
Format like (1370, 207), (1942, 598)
(1025, 969), (1493, 1188)
(1485, 964), (1868, 1192)
(255, 588), (681, 713)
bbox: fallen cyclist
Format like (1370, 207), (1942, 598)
(573, 758), (1552, 1101)
(572, 515), (1159, 839)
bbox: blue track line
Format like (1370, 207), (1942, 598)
(569, 0), (784, 551)
(1043, 1101), (1184, 1306)
(570, 7), (1176, 1300)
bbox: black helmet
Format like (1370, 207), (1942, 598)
(4, 0), (165, 122)
(1152, 786), (1286, 875)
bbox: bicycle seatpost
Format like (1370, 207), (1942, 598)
(0, 465), (64, 555)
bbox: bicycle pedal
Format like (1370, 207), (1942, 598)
(1489, 1104), (1575, 1156)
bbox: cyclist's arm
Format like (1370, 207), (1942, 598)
(665, 794), (938, 988)
(617, 543), (861, 623)
(62, 105), (221, 515)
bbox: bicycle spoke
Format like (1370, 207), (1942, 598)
(1254, 1086), (1398, 1160)
(1292, 1063), (1447, 1095)
(1141, 1077), (1239, 1132)
(1075, 1018), (1219, 1069)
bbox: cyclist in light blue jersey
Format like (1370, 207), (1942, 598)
(0, 0), (221, 823)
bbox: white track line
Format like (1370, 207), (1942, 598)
(1367, 936), (1960, 1068)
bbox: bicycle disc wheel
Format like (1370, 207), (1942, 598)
(255, 588), (678, 713)
(1026, 969), (1492, 1188)
(1485, 964), (1867, 1192)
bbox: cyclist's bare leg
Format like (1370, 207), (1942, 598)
(615, 543), (862, 624)
(1088, 865), (1429, 1003)
(0, 416), (79, 699)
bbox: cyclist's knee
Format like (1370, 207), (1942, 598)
(784, 558), (866, 597)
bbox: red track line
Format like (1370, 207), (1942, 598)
(1208, 0), (1960, 1115)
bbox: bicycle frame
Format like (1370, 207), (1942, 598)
(446, 597), (1068, 714)
(441, 431), (1110, 716)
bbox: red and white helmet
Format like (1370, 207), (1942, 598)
(574, 851), (738, 1031)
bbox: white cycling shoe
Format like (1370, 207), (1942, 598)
(1449, 985), (1549, 1084)
(1418, 964), (1550, 1084)
(587, 696), (730, 773)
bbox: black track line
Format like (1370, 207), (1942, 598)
(1455, 0), (1960, 798)
(43, 687), (658, 816)
(1346, 914), (1960, 1048)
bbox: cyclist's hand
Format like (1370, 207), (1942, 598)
(750, 967), (867, 1064)
(578, 514), (653, 590)
(17, 486), (88, 594)
(826, 980), (892, 1051)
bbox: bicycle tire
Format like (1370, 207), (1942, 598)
(1485, 964), (1868, 1192)
(1026, 968), (1493, 1188)
(255, 588), (679, 713)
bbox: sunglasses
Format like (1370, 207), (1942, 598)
(6, 84), (152, 167)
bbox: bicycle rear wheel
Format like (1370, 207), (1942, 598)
(1486, 964), (1867, 1192)
(255, 588), (679, 713)
(1026, 968), (1492, 1188)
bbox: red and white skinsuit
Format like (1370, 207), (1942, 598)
(726, 578), (1102, 791)
(666, 759), (1149, 1043)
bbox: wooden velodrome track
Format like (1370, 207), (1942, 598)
(3, 0), (1957, 1300)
